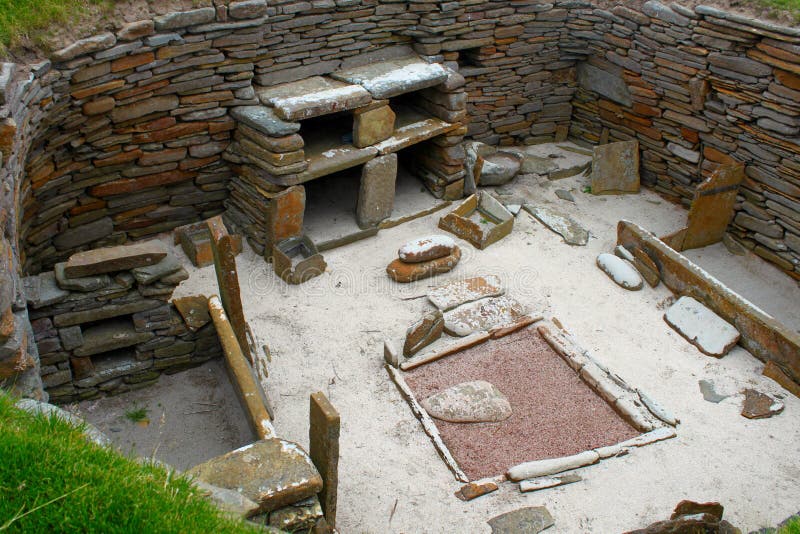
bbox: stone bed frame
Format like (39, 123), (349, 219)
(386, 318), (678, 485)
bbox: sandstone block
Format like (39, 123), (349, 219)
(187, 439), (323, 514)
(354, 105), (395, 148)
(357, 154), (397, 229)
(591, 140), (640, 195)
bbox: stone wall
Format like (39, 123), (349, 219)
(23, 241), (222, 403)
(0, 0), (799, 395)
(567, 3), (800, 278)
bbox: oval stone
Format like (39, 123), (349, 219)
(421, 380), (512, 423)
(596, 253), (642, 290)
(387, 246), (461, 283)
(398, 235), (457, 263)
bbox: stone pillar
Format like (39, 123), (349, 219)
(356, 153), (397, 229)
(309, 391), (340, 529)
(266, 185), (305, 260)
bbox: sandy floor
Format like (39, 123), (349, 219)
(169, 143), (800, 533)
(68, 359), (255, 471)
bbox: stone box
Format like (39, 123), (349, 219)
(438, 192), (513, 250)
(273, 236), (327, 285)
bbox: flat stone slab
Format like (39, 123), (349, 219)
(519, 473), (582, 493)
(63, 241), (168, 278)
(488, 506), (554, 534)
(230, 106), (300, 137)
(741, 388), (784, 419)
(131, 254), (183, 285)
(427, 275), (505, 311)
(403, 310), (444, 357)
(258, 76), (372, 121)
(664, 296), (740, 357)
(524, 204), (588, 246)
(443, 295), (526, 337)
(455, 480), (499, 501)
(54, 263), (111, 292)
(187, 439), (323, 514)
(421, 380), (512, 423)
(73, 319), (154, 357)
(24, 272), (70, 309)
(374, 115), (454, 155)
(596, 253), (643, 291)
(75, 349), (153, 387)
(331, 56), (448, 99)
(398, 235), (456, 263)
(295, 145), (378, 184)
(502, 147), (559, 175)
(591, 140), (640, 195)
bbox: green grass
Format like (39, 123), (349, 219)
(0, 391), (256, 533)
(0, 0), (110, 55)
(124, 406), (148, 423)
(743, 0), (800, 23)
(779, 516), (800, 534)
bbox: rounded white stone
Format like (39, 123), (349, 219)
(596, 253), (643, 290)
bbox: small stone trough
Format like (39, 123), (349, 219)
(438, 192), (514, 250)
(272, 235), (327, 285)
(386, 313), (677, 490)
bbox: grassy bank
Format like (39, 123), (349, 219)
(0, 391), (254, 533)
(0, 0), (110, 55)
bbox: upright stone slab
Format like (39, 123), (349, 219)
(207, 216), (250, 362)
(266, 186), (305, 258)
(357, 154), (397, 229)
(309, 392), (340, 529)
(353, 104), (395, 148)
(661, 163), (744, 252)
(591, 140), (640, 195)
(576, 61), (632, 107)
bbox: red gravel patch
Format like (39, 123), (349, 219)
(403, 327), (639, 480)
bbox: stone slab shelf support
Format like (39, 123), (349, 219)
(357, 153), (398, 229)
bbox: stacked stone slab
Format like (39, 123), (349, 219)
(224, 55), (466, 254)
(23, 241), (222, 403)
(19, 3), (276, 274)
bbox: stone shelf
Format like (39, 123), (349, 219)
(257, 76), (372, 121)
(298, 145), (378, 185)
(331, 56), (449, 99)
(374, 105), (454, 155)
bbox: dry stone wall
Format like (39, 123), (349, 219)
(567, 2), (800, 278)
(23, 242), (222, 404)
(0, 0), (799, 397)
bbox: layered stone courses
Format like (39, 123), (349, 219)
(1, 0), (800, 395)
